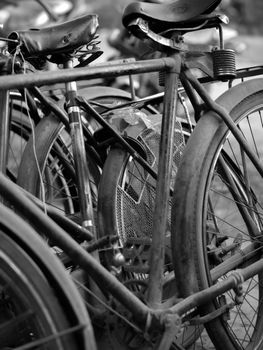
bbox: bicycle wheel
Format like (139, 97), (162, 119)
(17, 86), (156, 222)
(16, 87), (142, 219)
(6, 92), (38, 182)
(97, 116), (204, 348)
(0, 202), (96, 349)
(172, 78), (263, 349)
(98, 118), (186, 260)
(97, 88), (191, 249)
(17, 113), (84, 216)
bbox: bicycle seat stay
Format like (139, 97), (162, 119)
(7, 14), (99, 60)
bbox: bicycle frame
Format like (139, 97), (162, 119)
(0, 89), (9, 174)
(1, 51), (263, 349)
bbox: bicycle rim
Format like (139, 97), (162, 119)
(172, 83), (263, 349)
(97, 120), (206, 348)
(17, 93), (135, 220)
(0, 204), (95, 349)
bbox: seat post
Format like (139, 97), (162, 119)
(147, 52), (182, 308)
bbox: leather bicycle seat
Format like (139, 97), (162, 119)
(8, 14), (99, 59)
(123, 0), (222, 29)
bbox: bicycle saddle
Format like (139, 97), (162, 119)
(8, 14), (99, 59)
(123, 0), (222, 31)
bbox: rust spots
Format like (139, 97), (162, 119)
(62, 33), (72, 44)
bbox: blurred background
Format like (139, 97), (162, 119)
(0, 0), (261, 100)
(86, 0), (263, 35)
(0, 0), (262, 85)
(1, 0), (263, 34)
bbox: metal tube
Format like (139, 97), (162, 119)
(23, 188), (94, 241)
(147, 54), (181, 308)
(168, 258), (263, 317)
(77, 97), (159, 180)
(0, 58), (176, 91)
(0, 173), (151, 324)
(211, 242), (259, 281)
(185, 69), (263, 179)
(0, 90), (10, 174)
(64, 60), (95, 231)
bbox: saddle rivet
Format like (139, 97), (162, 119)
(62, 34), (70, 44)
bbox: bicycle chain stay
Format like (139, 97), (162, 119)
(188, 302), (235, 325)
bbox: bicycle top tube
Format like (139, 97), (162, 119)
(0, 57), (177, 90)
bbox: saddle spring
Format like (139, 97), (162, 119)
(212, 24), (236, 81)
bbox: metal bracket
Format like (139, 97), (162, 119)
(184, 51), (214, 79)
(123, 237), (152, 273)
(189, 302), (235, 325)
(128, 18), (184, 51)
(231, 269), (245, 304)
(155, 313), (183, 350)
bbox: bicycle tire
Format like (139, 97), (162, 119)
(97, 119), (186, 257)
(97, 118), (203, 347)
(16, 88), (134, 218)
(171, 78), (263, 349)
(97, 88), (191, 247)
(0, 202), (96, 349)
(16, 88), (157, 347)
(7, 91), (38, 182)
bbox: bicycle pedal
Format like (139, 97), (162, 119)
(122, 237), (152, 273)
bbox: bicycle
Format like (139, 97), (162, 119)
(1, 0), (263, 349)
(0, 8), (149, 199)
(0, 4), (174, 257)
(96, 2), (263, 349)
(172, 66), (263, 347)
(0, 197), (96, 349)
(112, 2), (263, 349)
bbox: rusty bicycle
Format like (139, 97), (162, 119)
(1, 0), (263, 349)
